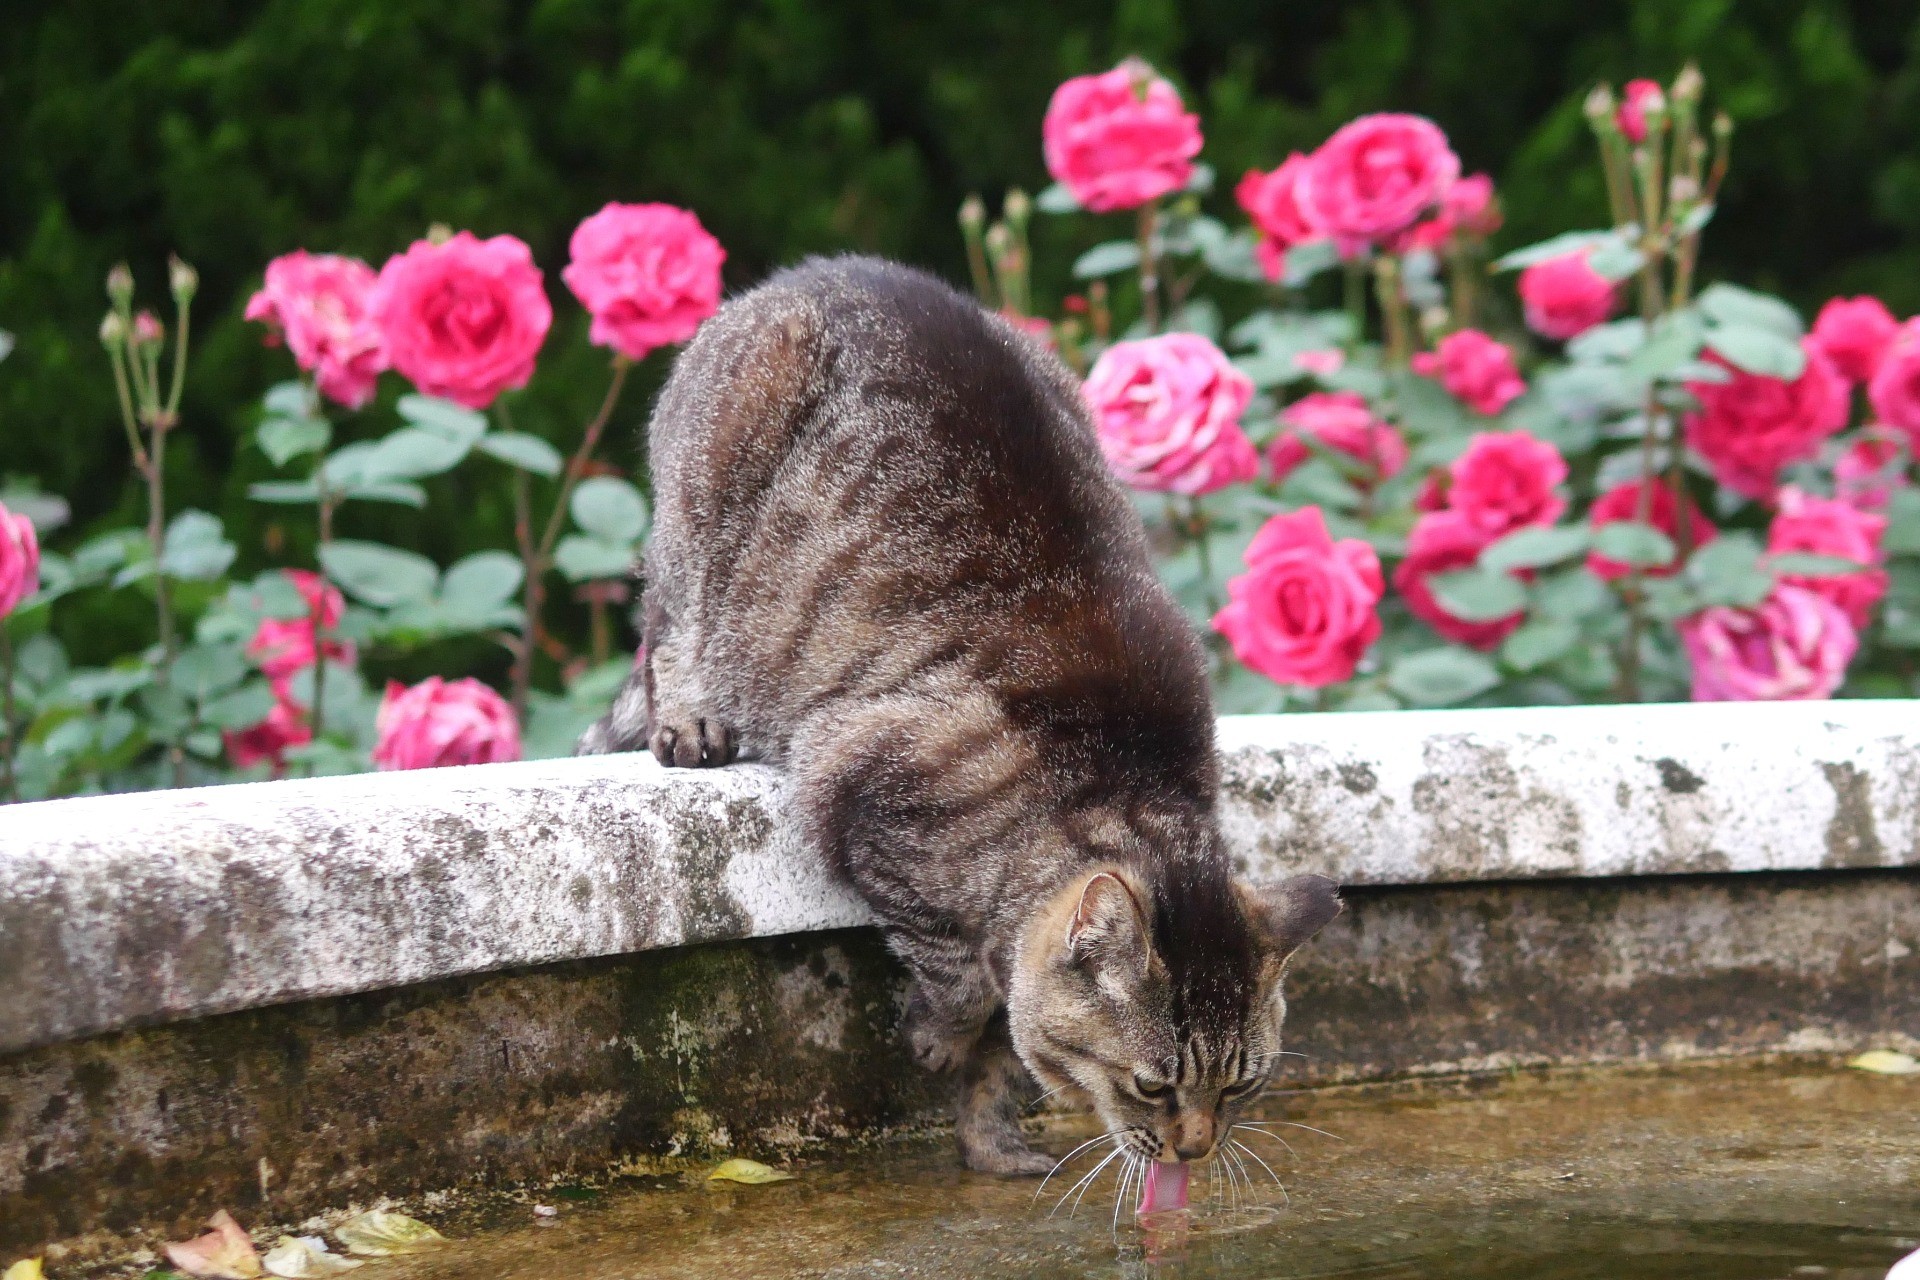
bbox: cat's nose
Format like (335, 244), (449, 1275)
(1170, 1112), (1217, 1161)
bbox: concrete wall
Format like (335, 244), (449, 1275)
(4, 703), (1920, 1254)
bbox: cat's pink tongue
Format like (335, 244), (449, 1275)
(1136, 1160), (1190, 1215)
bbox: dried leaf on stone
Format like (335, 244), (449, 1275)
(333, 1212), (447, 1257)
(706, 1158), (794, 1185)
(164, 1211), (263, 1280)
(1848, 1049), (1920, 1076)
(263, 1237), (363, 1278)
(4, 1259), (45, 1280)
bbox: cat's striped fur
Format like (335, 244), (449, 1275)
(581, 256), (1340, 1175)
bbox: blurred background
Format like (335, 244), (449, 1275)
(4, 0), (1919, 663)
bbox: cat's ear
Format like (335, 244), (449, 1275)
(1241, 874), (1342, 965)
(1064, 869), (1151, 976)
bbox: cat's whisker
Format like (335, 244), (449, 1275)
(1238, 1119), (1346, 1143)
(1032, 1131), (1123, 1202)
(1222, 1142), (1253, 1209)
(1023, 1081), (1077, 1115)
(1230, 1137), (1290, 1207)
(1066, 1145), (1128, 1218)
(1230, 1123), (1298, 1157)
(1111, 1152), (1141, 1236)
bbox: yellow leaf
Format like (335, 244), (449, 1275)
(333, 1212), (447, 1257)
(164, 1211), (263, 1280)
(706, 1158), (794, 1185)
(4, 1259), (45, 1280)
(1848, 1049), (1920, 1075)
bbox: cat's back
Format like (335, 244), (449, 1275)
(650, 255), (1212, 778)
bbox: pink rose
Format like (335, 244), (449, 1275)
(1835, 431), (1906, 511)
(1394, 511), (1527, 651)
(1268, 392), (1407, 487)
(370, 232), (552, 410)
(1410, 329), (1525, 416)
(562, 203), (725, 361)
(1585, 479), (1716, 581)
(372, 676), (522, 771)
(223, 695), (311, 774)
(1042, 59), (1203, 214)
(246, 570), (353, 683)
(1767, 485), (1888, 628)
(1389, 173), (1501, 254)
(245, 252), (389, 409)
(1294, 349), (1345, 376)
(1212, 507), (1383, 687)
(1082, 333), (1258, 495)
(1679, 584), (1856, 702)
(1616, 79), (1664, 144)
(1236, 153), (1316, 281)
(1295, 114), (1460, 245)
(1868, 319), (1920, 436)
(1518, 251), (1620, 341)
(1445, 429), (1568, 534)
(1810, 296), (1899, 384)
(1684, 345), (1848, 501)
(0, 501), (40, 618)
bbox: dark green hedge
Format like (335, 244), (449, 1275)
(4, 0), (1918, 660)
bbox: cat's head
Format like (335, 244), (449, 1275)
(1007, 864), (1341, 1165)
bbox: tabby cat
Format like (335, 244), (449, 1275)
(580, 256), (1341, 1177)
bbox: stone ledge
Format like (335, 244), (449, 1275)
(4, 701), (1919, 1055)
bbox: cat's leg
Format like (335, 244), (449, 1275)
(890, 924), (1001, 1073)
(642, 588), (738, 768)
(953, 1015), (1053, 1177)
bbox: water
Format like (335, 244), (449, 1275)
(378, 1062), (1919, 1279)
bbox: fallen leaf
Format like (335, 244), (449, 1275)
(1849, 1049), (1920, 1076)
(706, 1158), (794, 1185)
(532, 1206), (558, 1219)
(164, 1212), (262, 1280)
(4, 1259), (45, 1280)
(262, 1237), (362, 1279)
(333, 1212), (447, 1257)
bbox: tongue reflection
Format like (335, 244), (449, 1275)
(1136, 1160), (1190, 1215)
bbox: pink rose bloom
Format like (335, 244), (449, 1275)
(1295, 114), (1460, 246)
(0, 501), (40, 618)
(1042, 59), (1203, 214)
(1518, 251), (1620, 341)
(1616, 79), (1664, 144)
(1236, 153), (1316, 281)
(1410, 329), (1526, 416)
(562, 203), (725, 361)
(1585, 479), (1716, 581)
(245, 252), (389, 409)
(1868, 319), (1920, 436)
(1268, 392), (1407, 487)
(1394, 511), (1527, 651)
(1082, 333), (1258, 495)
(372, 676), (522, 771)
(1810, 296), (1899, 385)
(1679, 584), (1856, 702)
(1390, 173), (1502, 254)
(247, 570), (353, 682)
(1768, 485), (1888, 629)
(370, 231), (552, 410)
(223, 695), (311, 774)
(1414, 470), (1449, 512)
(1294, 349), (1345, 376)
(1684, 345), (1848, 501)
(1835, 431), (1906, 511)
(1445, 429), (1568, 534)
(1212, 507), (1383, 687)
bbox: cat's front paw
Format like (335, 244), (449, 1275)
(909, 1021), (978, 1074)
(650, 717), (737, 768)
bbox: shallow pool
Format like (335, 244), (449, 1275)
(381, 1061), (1918, 1279)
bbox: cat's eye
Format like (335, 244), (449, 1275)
(1132, 1074), (1174, 1100)
(1221, 1077), (1263, 1099)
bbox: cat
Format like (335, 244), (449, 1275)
(579, 255), (1342, 1177)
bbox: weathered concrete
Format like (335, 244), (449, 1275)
(5, 869), (1916, 1255)
(7, 702), (1920, 1056)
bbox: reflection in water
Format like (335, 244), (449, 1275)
(371, 1063), (1919, 1280)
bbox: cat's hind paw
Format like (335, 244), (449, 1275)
(650, 717), (738, 768)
